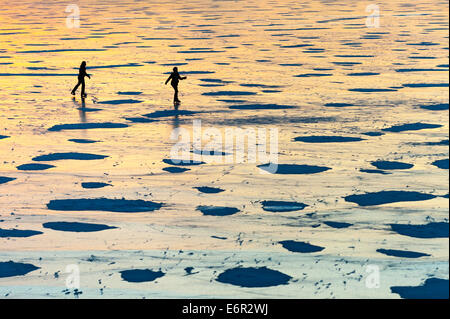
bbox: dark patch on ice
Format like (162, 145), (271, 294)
(47, 198), (163, 213)
(203, 91), (257, 96)
(415, 139), (448, 146)
(125, 117), (156, 123)
(17, 163), (55, 171)
(199, 83), (225, 87)
(81, 182), (111, 189)
(162, 167), (190, 173)
(323, 221), (352, 229)
(279, 240), (325, 253)
(177, 50), (224, 54)
(391, 278), (449, 299)
(0, 135), (10, 139)
(324, 103), (355, 107)
(371, 161), (413, 170)
(362, 132), (384, 136)
(32, 152), (108, 161)
(0, 261), (40, 278)
(295, 73), (333, 77)
(381, 123), (442, 132)
(396, 68), (447, 73)
(294, 136), (364, 143)
(408, 56), (437, 60)
(76, 107), (102, 112)
(303, 48), (325, 53)
(162, 158), (205, 166)
(0, 228), (43, 238)
(345, 191), (436, 206)
(211, 235), (227, 240)
(120, 269), (165, 283)
(141, 37), (176, 40)
(216, 267), (291, 288)
(419, 103), (449, 111)
(194, 186), (225, 194)
(197, 206), (240, 216)
(97, 99), (142, 105)
(406, 42), (439, 46)
(240, 84), (282, 89)
(117, 91), (142, 95)
(258, 164), (331, 174)
(279, 63), (303, 66)
(317, 16), (365, 24)
(349, 88), (398, 92)
(431, 159), (449, 169)
(347, 72), (380, 76)
(43, 221), (117, 232)
(260, 201), (308, 212)
(403, 83), (448, 88)
(262, 89), (282, 93)
(60, 37), (85, 41)
(332, 61), (362, 66)
(229, 104), (294, 110)
(68, 139), (98, 144)
(26, 67), (57, 71)
(0, 177), (15, 185)
(376, 249), (430, 258)
(390, 222), (449, 239)
(334, 55), (374, 58)
(200, 78), (234, 84)
(48, 123), (129, 132)
(184, 267), (197, 275)
(143, 110), (197, 118)
(192, 149), (230, 156)
(279, 44), (313, 48)
(360, 169), (390, 175)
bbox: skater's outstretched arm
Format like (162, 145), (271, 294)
(165, 74), (172, 85)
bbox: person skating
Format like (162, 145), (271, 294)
(165, 67), (186, 104)
(71, 61), (91, 98)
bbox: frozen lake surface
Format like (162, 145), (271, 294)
(0, 0), (448, 298)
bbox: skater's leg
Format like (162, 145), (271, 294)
(172, 83), (180, 102)
(72, 80), (81, 94)
(81, 79), (86, 97)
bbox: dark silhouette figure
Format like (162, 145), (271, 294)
(71, 61), (91, 98)
(165, 67), (186, 104)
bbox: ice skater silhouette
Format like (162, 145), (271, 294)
(165, 67), (187, 104)
(71, 61), (91, 98)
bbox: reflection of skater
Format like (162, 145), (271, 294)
(165, 67), (187, 103)
(71, 61), (91, 98)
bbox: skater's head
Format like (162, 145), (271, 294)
(80, 61), (86, 68)
(173, 67), (178, 73)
